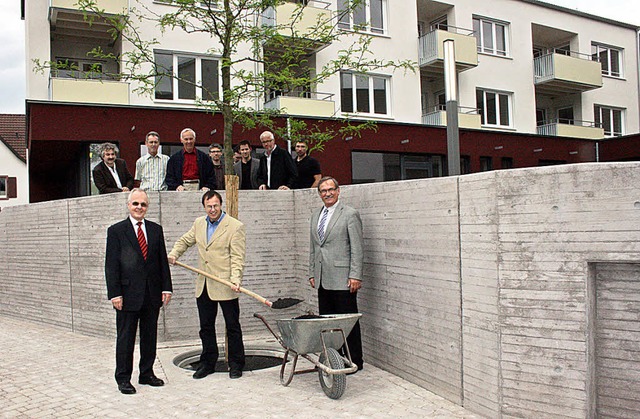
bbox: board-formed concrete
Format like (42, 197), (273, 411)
(2, 162), (640, 417)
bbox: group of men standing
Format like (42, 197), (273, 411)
(103, 128), (362, 396)
(93, 128), (322, 194)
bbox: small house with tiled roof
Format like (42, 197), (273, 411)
(0, 114), (28, 208)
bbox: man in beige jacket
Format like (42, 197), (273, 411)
(168, 190), (246, 379)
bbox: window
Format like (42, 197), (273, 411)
(154, 52), (220, 102)
(0, 176), (17, 199)
(473, 17), (509, 56)
(156, 0), (220, 7)
(592, 43), (622, 77)
(501, 157), (513, 169)
(595, 105), (624, 137)
(476, 88), (512, 127)
(351, 151), (444, 183)
(479, 156), (493, 172)
(341, 72), (389, 116)
(338, 0), (386, 34)
(557, 107), (574, 125)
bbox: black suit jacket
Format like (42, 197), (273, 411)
(93, 159), (134, 194)
(257, 146), (298, 189)
(165, 149), (216, 191)
(105, 218), (172, 312)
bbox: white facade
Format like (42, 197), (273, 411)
(0, 142), (29, 209)
(25, 0), (640, 139)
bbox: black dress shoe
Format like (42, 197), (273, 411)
(118, 382), (136, 394)
(139, 375), (164, 386)
(193, 365), (215, 379)
(229, 369), (242, 379)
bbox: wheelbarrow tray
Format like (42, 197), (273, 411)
(276, 313), (362, 354)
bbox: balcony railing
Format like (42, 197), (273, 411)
(50, 76), (129, 105)
(50, 0), (128, 15)
(422, 105), (481, 129)
(536, 119), (604, 139)
(264, 90), (335, 117)
(418, 25), (478, 71)
(533, 52), (602, 93)
(262, 0), (331, 49)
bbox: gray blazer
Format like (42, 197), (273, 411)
(233, 158), (260, 189)
(309, 202), (364, 290)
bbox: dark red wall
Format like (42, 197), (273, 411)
(27, 101), (638, 203)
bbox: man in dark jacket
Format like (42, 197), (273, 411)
(93, 142), (134, 194)
(166, 128), (216, 191)
(257, 131), (297, 190)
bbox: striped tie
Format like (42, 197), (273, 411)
(137, 221), (148, 260)
(317, 208), (328, 241)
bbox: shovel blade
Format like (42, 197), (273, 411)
(270, 298), (304, 309)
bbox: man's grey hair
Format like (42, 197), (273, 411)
(146, 131), (160, 142)
(100, 142), (119, 159)
(317, 176), (339, 191)
(127, 188), (148, 203)
(180, 128), (196, 139)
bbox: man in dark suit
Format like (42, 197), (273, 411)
(233, 140), (260, 190)
(257, 131), (297, 190)
(93, 142), (134, 194)
(309, 176), (364, 372)
(105, 189), (173, 394)
(165, 128), (216, 191)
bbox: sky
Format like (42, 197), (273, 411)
(0, 0), (639, 114)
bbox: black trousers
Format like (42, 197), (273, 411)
(196, 284), (245, 371)
(318, 285), (363, 368)
(115, 286), (160, 383)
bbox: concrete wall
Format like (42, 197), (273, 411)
(2, 162), (640, 418)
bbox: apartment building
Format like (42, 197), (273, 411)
(23, 0), (640, 202)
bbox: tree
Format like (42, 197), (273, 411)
(37, 0), (414, 186)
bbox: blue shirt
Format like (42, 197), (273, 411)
(207, 212), (225, 242)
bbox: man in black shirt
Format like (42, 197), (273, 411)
(293, 140), (322, 189)
(233, 140), (260, 190)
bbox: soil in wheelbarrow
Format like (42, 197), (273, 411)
(294, 314), (323, 319)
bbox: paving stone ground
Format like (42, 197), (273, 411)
(0, 315), (481, 418)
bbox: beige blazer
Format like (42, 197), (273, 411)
(169, 214), (246, 301)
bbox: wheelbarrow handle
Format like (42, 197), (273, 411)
(174, 260), (272, 307)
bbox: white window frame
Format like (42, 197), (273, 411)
(476, 88), (513, 128)
(473, 16), (510, 57)
(340, 71), (391, 117)
(594, 105), (625, 137)
(0, 176), (7, 199)
(154, 0), (220, 8)
(338, 0), (387, 35)
(154, 51), (221, 103)
(591, 43), (623, 78)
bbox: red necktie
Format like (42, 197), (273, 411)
(137, 221), (148, 260)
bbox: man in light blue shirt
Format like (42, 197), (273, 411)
(135, 131), (169, 191)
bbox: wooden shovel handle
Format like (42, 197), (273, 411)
(174, 260), (272, 307)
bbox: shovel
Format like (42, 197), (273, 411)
(173, 260), (303, 309)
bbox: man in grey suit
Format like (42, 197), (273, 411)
(309, 176), (364, 372)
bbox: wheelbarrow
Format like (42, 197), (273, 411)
(254, 312), (362, 399)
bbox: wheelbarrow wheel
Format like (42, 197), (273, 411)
(318, 348), (346, 399)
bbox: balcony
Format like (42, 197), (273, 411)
(262, 1), (332, 53)
(422, 106), (481, 129)
(51, 77), (129, 105)
(534, 52), (602, 95)
(264, 90), (335, 118)
(536, 119), (604, 140)
(50, 0), (128, 15)
(419, 26), (478, 77)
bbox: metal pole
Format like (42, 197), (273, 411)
(444, 39), (461, 176)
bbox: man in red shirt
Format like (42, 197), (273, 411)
(166, 128), (216, 191)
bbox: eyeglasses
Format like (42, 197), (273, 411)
(260, 139), (274, 144)
(319, 187), (337, 195)
(131, 201), (148, 208)
(209, 150), (222, 153)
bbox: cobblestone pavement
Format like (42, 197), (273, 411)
(0, 315), (480, 418)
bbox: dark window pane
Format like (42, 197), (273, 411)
(356, 74), (369, 113)
(354, 1), (366, 28)
(201, 59), (219, 101)
(482, 21), (493, 53)
(600, 50), (609, 74)
(499, 94), (509, 126)
(476, 89), (484, 124)
(177, 56), (196, 100)
(486, 92), (496, 125)
(473, 19), (481, 51)
(371, 0), (384, 33)
(154, 52), (173, 100)
(613, 110), (622, 135)
(496, 24), (506, 55)
(340, 72), (353, 112)
(610, 49), (620, 76)
(338, 0), (350, 29)
(373, 76), (387, 114)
